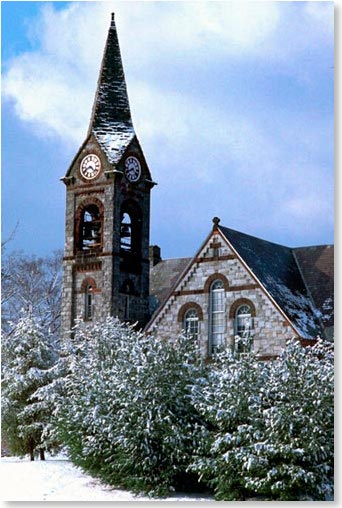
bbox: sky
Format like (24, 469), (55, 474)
(1, 1), (334, 259)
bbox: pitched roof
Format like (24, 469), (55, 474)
(218, 226), (324, 339)
(150, 257), (191, 312)
(88, 13), (135, 165)
(149, 225), (333, 339)
(293, 245), (334, 336)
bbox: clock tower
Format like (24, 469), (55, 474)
(60, 13), (155, 336)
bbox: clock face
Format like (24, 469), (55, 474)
(80, 154), (101, 180)
(124, 156), (141, 182)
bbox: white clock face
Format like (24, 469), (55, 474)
(124, 156), (141, 182)
(80, 154), (101, 180)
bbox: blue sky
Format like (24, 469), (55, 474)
(2, 1), (334, 259)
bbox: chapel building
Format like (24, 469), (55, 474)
(60, 14), (334, 357)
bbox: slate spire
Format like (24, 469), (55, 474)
(88, 13), (135, 165)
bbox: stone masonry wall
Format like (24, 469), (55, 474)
(148, 232), (296, 357)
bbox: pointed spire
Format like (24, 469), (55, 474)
(88, 13), (135, 165)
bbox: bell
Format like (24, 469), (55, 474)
(121, 225), (131, 238)
(82, 224), (94, 240)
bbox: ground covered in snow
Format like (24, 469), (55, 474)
(0, 455), (213, 502)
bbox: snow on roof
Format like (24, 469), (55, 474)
(293, 245), (334, 333)
(219, 226), (324, 339)
(93, 127), (135, 165)
(88, 14), (135, 166)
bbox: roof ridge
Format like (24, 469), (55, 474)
(219, 225), (293, 251)
(292, 244), (334, 250)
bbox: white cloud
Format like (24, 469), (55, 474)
(2, 1), (333, 144)
(2, 1), (334, 253)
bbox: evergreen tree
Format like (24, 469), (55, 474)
(190, 348), (269, 500)
(56, 318), (206, 496)
(190, 339), (334, 501)
(1, 312), (58, 460)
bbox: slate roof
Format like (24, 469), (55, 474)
(149, 225), (334, 340)
(293, 245), (334, 337)
(149, 257), (191, 313)
(88, 14), (135, 165)
(219, 227), (325, 339)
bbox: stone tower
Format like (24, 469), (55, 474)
(60, 13), (155, 336)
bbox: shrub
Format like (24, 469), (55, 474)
(190, 339), (334, 500)
(56, 318), (206, 496)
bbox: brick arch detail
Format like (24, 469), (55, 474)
(177, 302), (204, 322)
(229, 298), (256, 319)
(75, 197), (104, 224)
(75, 197), (104, 254)
(81, 277), (97, 293)
(203, 273), (229, 293)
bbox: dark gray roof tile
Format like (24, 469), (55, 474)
(88, 14), (135, 165)
(150, 258), (191, 311)
(219, 226), (325, 339)
(294, 245), (334, 333)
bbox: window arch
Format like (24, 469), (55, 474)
(204, 273), (229, 293)
(230, 299), (256, 353)
(75, 198), (103, 253)
(178, 303), (203, 340)
(209, 279), (225, 354)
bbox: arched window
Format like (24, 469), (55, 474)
(84, 284), (93, 321)
(77, 203), (102, 252)
(234, 304), (253, 353)
(209, 279), (225, 354)
(184, 308), (199, 340)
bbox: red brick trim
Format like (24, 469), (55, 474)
(173, 289), (204, 297)
(80, 277), (100, 293)
(172, 283), (258, 298)
(229, 298), (256, 318)
(72, 180), (114, 191)
(74, 188), (105, 196)
(195, 254), (236, 263)
(64, 252), (114, 261)
(230, 283), (258, 292)
(75, 196), (104, 213)
(203, 273), (230, 293)
(74, 197), (104, 255)
(74, 261), (102, 272)
(177, 302), (204, 322)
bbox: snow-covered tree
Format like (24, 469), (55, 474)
(190, 348), (269, 500)
(1, 250), (62, 339)
(56, 318), (206, 496)
(1, 312), (58, 460)
(190, 339), (334, 501)
(245, 339), (334, 500)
